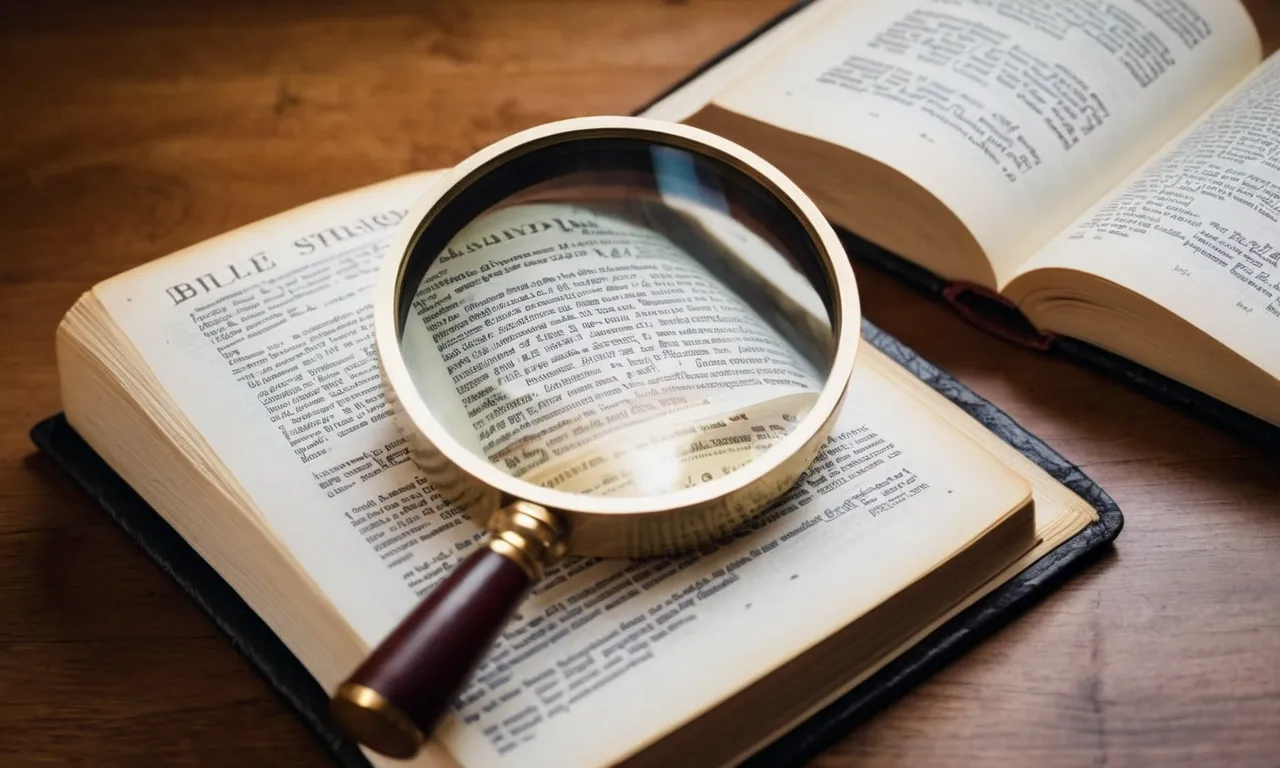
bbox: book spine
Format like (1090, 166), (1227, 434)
(835, 230), (1055, 352)
(940, 281), (1055, 352)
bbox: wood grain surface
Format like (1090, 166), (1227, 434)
(2, 1), (1278, 765)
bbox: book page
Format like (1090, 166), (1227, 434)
(91, 176), (1029, 767)
(639, 0), (842, 123)
(706, 0), (1260, 286)
(1015, 54), (1280, 377)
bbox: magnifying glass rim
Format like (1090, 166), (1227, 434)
(376, 115), (860, 518)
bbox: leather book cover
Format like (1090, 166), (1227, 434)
(30, 318), (1123, 768)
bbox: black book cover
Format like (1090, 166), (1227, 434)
(30, 318), (1123, 768)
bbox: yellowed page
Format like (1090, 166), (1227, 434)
(1014, 54), (1280, 380)
(86, 174), (1029, 767)
(706, 0), (1260, 287)
(641, 0), (843, 123)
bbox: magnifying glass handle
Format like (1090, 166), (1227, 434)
(330, 502), (567, 758)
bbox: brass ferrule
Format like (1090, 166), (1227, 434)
(485, 501), (568, 579)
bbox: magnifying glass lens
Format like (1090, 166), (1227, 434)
(398, 140), (835, 498)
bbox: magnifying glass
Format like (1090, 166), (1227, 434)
(330, 116), (860, 758)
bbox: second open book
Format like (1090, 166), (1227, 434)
(644, 0), (1280, 428)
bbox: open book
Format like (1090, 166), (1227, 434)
(56, 171), (1103, 766)
(643, 0), (1280, 428)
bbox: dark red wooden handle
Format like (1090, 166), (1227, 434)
(332, 545), (532, 757)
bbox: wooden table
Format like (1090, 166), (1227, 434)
(2, 1), (1278, 765)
